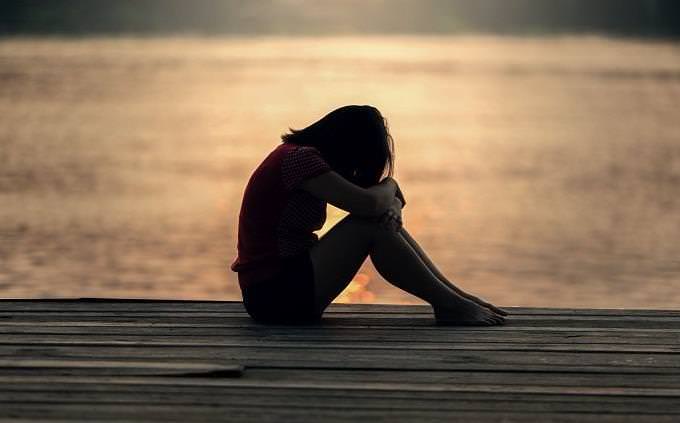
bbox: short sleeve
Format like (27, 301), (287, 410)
(281, 146), (332, 190)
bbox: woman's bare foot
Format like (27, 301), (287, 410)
(433, 299), (506, 326)
(439, 280), (508, 316)
(435, 278), (509, 316)
(464, 294), (509, 316)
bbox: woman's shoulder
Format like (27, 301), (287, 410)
(279, 143), (331, 190)
(275, 143), (325, 167)
(254, 143), (326, 178)
(267, 142), (308, 160)
(278, 142), (320, 154)
(280, 143), (327, 164)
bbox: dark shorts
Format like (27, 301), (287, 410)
(240, 252), (322, 324)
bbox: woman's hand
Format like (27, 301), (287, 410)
(381, 176), (406, 209)
(379, 197), (403, 231)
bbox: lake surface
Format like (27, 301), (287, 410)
(1, 36), (679, 308)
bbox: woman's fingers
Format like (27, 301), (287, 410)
(380, 212), (398, 230)
(377, 206), (403, 232)
(389, 215), (400, 232)
(388, 215), (399, 232)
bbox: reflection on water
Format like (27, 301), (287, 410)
(1, 36), (679, 308)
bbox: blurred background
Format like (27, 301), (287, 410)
(1, 0), (679, 308)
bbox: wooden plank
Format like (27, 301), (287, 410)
(2, 331), (679, 345)
(2, 308), (680, 319)
(0, 372), (680, 396)
(5, 311), (680, 333)
(2, 306), (679, 320)
(3, 382), (680, 400)
(0, 337), (678, 353)
(1, 345), (679, 373)
(2, 376), (680, 398)
(1, 390), (679, 414)
(2, 404), (677, 423)
(244, 368), (680, 389)
(2, 326), (678, 345)
(2, 318), (679, 330)
(2, 369), (680, 388)
(0, 359), (243, 377)
(332, 305), (680, 317)
(3, 370), (680, 389)
(1, 300), (679, 317)
(0, 380), (680, 414)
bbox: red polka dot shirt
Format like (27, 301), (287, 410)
(231, 143), (332, 289)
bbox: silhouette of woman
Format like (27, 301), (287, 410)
(231, 105), (506, 325)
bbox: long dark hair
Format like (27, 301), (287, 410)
(281, 105), (394, 188)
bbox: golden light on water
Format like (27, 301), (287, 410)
(1, 36), (680, 307)
(335, 273), (376, 304)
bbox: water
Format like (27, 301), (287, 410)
(1, 36), (679, 308)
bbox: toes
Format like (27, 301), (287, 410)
(487, 304), (507, 316)
(482, 316), (495, 325)
(485, 313), (504, 325)
(480, 302), (506, 317)
(494, 307), (509, 316)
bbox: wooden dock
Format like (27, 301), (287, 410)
(1, 299), (679, 422)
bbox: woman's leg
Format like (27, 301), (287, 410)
(308, 215), (375, 311)
(309, 214), (504, 325)
(398, 228), (508, 316)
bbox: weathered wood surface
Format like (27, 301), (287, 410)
(0, 299), (679, 422)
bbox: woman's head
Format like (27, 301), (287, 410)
(281, 105), (394, 187)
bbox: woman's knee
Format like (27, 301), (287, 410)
(342, 214), (383, 235)
(343, 214), (398, 242)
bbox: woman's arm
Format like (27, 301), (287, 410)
(394, 183), (406, 208)
(299, 171), (398, 217)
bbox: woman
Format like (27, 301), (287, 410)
(231, 105), (507, 325)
